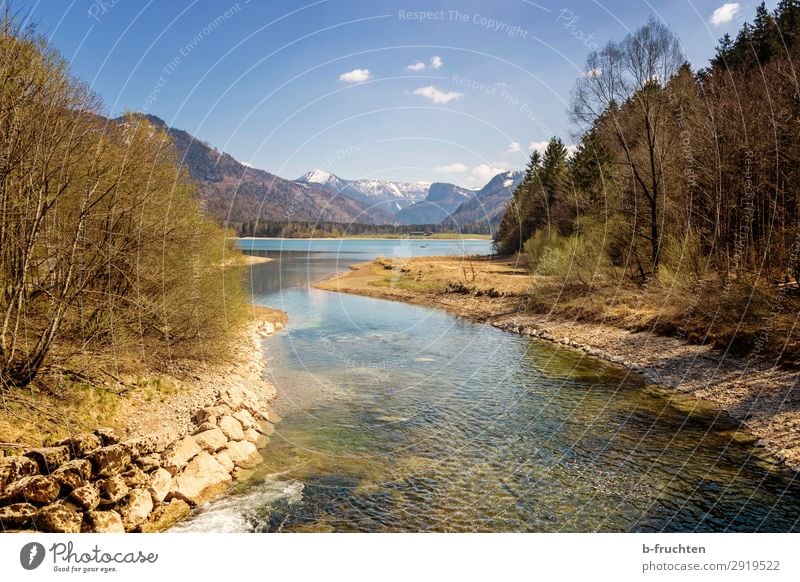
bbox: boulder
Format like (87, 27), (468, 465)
(118, 489), (153, 531)
(255, 420), (275, 437)
(167, 452), (231, 506)
(91, 445), (131, 478)
(151, 429), (181, 453)
(218, 386), (245, 410)
(57, 433), (101, 458)
(192, 407), (220, 426)
(97, 475), (129, 505)
(86, 510), (124, 533)
(123, 436), (158, 457)
(140, 499), (190, 533)
(37, 503), (83, 533)
(25, 446), (70, 474)
(161, 436), (201, 475)
(232, 409), (256, 430)
(52, 459), (92, 491)
(0, 456), (39, 491)
(243, 428), (268, 447)
(223, 440), (263, 469)
(121, 467), (150, 489)
(212, 451), (234, 473)
(192, 422), (217, 435)
(134, 453), (162, 472)
(70, 484), (100, 511)
(0, 503), (38, 528)
(232, 467), (255, 482)
(94, 427), (120, 446)
(193, 404), (231, 426)
(2, 475), (60, 505)
(148, 468), (172, 505)
(193, 428), (228, 453)
(218, 416), (244, 441)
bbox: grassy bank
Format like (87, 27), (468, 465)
(0, 305), (286, 453)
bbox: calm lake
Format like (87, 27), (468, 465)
(174, 238), (800, 532)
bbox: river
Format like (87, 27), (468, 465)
(173, 238), (800, 532)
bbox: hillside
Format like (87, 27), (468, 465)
(116, 115), (392, 229)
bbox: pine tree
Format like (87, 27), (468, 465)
(776, 0), (800, 48)
(494, 150), (543, 254)
(711, 33), (733, 69)
(752, 2), (782, 62)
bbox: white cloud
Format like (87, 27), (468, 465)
(529, 141), (549, 154)
(413, 85), (463, 104)
(710, 3), (740, 26)
(471, 163), (509, 184)
(406, 61), (426, 71)
(528, 141), (579, 158)
(505, 142), (523, 154)
(585, 67), (602, 78)
(430, 55), (443, 70)
(435, 163), (468, 173)
(339, 68), (372, 83)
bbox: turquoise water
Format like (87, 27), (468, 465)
(174, 239), (800, 532)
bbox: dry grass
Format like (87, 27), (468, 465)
(0, 371), (126, 450)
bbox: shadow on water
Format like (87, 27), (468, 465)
(174, 240), (800, 532)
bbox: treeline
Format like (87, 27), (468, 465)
(495, 2), (800, 361)
(497, 1), (800, 289)
(0, 18), (246, 390)
(237, 220), (468, 238)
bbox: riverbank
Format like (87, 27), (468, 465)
(0, 306), (286, 532)
(316, 255), (800, 472)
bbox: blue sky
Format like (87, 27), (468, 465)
(22, 0), (755, 187)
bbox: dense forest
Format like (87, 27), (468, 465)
(0, 17), (246, 391)
(495, 1), (800, 364)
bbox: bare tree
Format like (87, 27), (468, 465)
(572, 18), (685, 275)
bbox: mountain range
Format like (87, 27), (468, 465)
(119, 114), (521, 233)
(296, 169), (430, 212)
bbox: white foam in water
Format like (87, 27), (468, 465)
(171, 476), (304, 533)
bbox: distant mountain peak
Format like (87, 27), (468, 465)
(297, 168), (337, 185)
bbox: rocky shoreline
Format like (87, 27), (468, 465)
(0, 319), (284, 533)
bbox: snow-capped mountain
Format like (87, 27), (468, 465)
(295, 168), (349, 193)
(296, 169), (430, 212)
